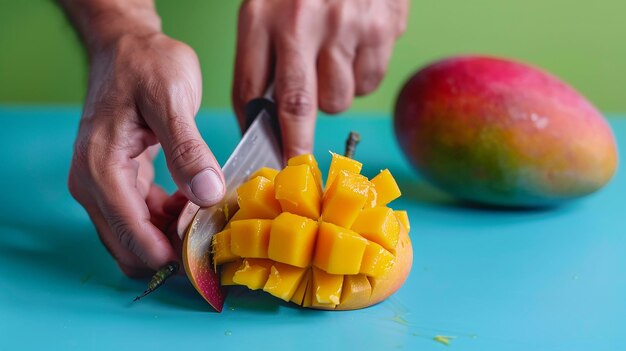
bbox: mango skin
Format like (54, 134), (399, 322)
(394, 56), (618, 207)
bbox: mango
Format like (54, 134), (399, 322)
(230, 219), (272, 258)
(186, 152), (413, 312)
(369, 169), (401, 207)
(268, 212), (318, 268)
(249, 167), (279, 182)
(394, 55), (618, 207)
(326, 152), (363, 188)
(274, 164), (322, 219)
(263, 263), (307, 301)
(237, 176), (281, 219)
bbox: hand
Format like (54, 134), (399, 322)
(232, 0), (408, 158)
(68, 26), (225, 276)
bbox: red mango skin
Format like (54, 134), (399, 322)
(394, 56), (618, 207)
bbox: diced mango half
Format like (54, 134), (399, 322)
(249, 167), (279, 182)
(268, 212), (318, 268)
(212, 229), (239, 266)
(220, 259), (243, 286)
(288, 154), (324, 195)
(326, 152), (362, 189)
(274, 164), (321, 220)
(263, 263), (307, 301)
(237, 176), (282, 219)
(230, 219), (272, 258)
(207, 152), (410, 310)
(351, 207), (400, 252)
(232, 258), (274, 290)
(360, 241), (395, 277)
(312, 267), (343, 307)
(322, 171), (371, 228)
(339, 275), (372, 310)
(313, 221), (367, 275)
(370, 169), (401, 206)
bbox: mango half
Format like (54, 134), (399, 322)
(394, 56), (618, 207)
(191, 153), (412, 311)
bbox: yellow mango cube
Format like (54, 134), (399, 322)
(232, 258), (274, 290)
(211, 229), (239, 266)
(220, 259), (243, 286)
(237, 176), (282, 219)
(326, 152), (362, 189)
(224, 208), (253, 229)
(230, 219), (272, 258)
(351, 207), (400, 252)
(274, 164), (321, 220)
(339, 275), (372, 310)
(312, 266), (343, 306)
(288, 154), (324, 195)
(394, 210), (410, 231)
(360, 241), (396, 277)
(268, 212), (318, 268)
(249, 167), (279, 182)
(365, 187), (378, 208)
(290, 269), (311, 306)
(322, 171), (371, 228)
(263, 263), (307, 301)
(370, 169), (401, 206)
(313, 222), (368, 275)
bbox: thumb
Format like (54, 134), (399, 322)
(146, 112), (225, 207)
(163, 120), (225, 207)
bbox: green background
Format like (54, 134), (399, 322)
(1, 0), (625, 113)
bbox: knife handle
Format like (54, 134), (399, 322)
(244, 83), (278, 132)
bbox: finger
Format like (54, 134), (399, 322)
(274, 38), (318, 159)
(232, 1), (272, 130)
(96, 156), (179, 271)
(317, 45), (355, 114)
(162, 190), (190, 217)
(353, 43), (393, 96)
(146, 185), (184, 256)
(139, 97), (225, 208)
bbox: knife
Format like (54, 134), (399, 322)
(177, 87), (283, 311)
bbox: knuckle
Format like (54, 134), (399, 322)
(366, 19), (392, 45)
(168, 136), (206, 171)
(240, 0), (265, 19)
(108, 214), (141, 259)
(280, 90), (314, 118)
(328, 2), (356, 33)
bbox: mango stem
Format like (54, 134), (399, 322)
(344, 131), (361, 159)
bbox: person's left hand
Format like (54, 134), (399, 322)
(231, 0), (409, 158)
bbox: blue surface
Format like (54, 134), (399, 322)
(0, 106), (624, 350)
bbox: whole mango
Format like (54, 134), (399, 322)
(394, 56), (618, 207)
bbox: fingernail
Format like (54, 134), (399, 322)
(190, 168), (224, 204)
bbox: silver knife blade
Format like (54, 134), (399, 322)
(178, 99), (282, 310)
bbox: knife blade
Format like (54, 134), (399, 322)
(178, 89), (282, 311)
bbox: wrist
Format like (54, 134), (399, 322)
(61, 0), (162, 58)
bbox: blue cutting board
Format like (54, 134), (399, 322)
(0, 106), (623, 350)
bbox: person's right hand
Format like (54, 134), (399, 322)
(68, 27), (225, 277)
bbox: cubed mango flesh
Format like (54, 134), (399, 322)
(211, 229), (239, 266)
(220, 259), (243, 286)
(322, 171), (371, 228)
(249, 167), (279, 182)
(274, 164), (321, 220)
(313, 221), (368, 275)
(224, 209), (253, 229)
(263, 263), (307, 301)
(288, 154), (324, 195)
(360, 241), (395, 277)
(370, 169), (401, 206)
(326, 152), (362, 189)
(394, 210), (410, 232)
(351, 207), (400, 252)
(290, 269), (311, 305)
(230, 219), (272, 258)
(312, 267), (343, 307)
(339, 275), (372, 310)
(232, 258), (274, 290)
(268, 212), (318, 268)
(237, 176), (282, 219)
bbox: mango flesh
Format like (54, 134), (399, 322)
(209, 154), (412, 310)
(394, 56), (618, 207)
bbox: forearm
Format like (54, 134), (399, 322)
(58, 0), (161, 57)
